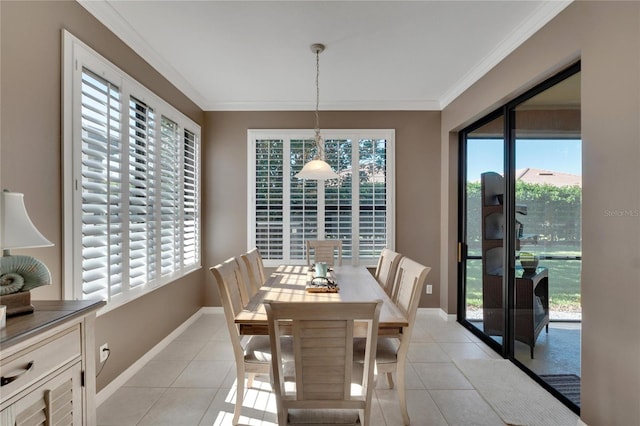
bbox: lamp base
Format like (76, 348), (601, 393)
(0, 291), (34, 317)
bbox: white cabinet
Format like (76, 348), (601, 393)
(0, 300), (105, 425)
(6, 361), (82, 426)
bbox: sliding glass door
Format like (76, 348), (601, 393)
(512, 71), (582, 409)
(458, 63), (582, 413)
(460, 113), (506, 353)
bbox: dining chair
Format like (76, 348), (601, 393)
(374, 248), (403, 298)
(306, 239), (343, 267)
(210, 258), (275, 425)
(239, 247), (266, 306)
(264, 300), (382, 426)
(357, 257), (431, 426)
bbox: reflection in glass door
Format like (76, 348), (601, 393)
(461, 114), (506, 351)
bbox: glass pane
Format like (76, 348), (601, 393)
(290, 139), (318, 260)
(128, 96), (156, 287)
(359, 139), (388, 260)
(325, 139), (353, 258)
(255, 139), (284, 260)
(183, 129), (199, 267)
(465, 115), (505, 348)
(513, 71), (581, 406)
(160, 116), (180, 276)
(80, 68), (122, 302)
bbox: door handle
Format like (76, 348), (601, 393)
(1, 361), (35, 386)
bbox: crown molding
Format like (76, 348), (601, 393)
(202, 99), (442, 111)
(79, 0), (571, 112)
(439, 0), (573, 109)
(77, 0), (207, 109)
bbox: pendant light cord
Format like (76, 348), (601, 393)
(314, 47), (325, 160)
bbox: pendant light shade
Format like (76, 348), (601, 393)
(294, 43), (339, 181)
(295, 158), (339, 180)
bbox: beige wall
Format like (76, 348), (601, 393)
(441, 1), (640, 424)
(0, 0), (206, 391)
(203, 111), (442, 307)
(5, 1), (639, 421)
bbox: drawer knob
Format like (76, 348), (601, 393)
(1, 361), (35, 386)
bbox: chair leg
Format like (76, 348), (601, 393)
(359, 408), (369, 426)
(397, 360), (410, 425)
(386, 372), (394, 389)
(278, 406), (287, 426)
(247, 372), (255, 388)
(233, 364), (245, 425)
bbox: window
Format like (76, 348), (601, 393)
(63, 31), (201, 311)
(248, 130), (394, 266)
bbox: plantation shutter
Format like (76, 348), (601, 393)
(359, 139), (388, 259)
(290, 139), (318, 260)
(160, 117), (181, 276)
(248, 130), (393, 266)
(183, 128), (199, 267)
(67, 33), (202, 309)
(324, 139), (353, 258)
(80, 68), (123, 300)
(255, 139), (284, 260)
(128, 96), (157, 288)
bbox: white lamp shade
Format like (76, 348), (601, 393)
(1, 191), (53, 250)
(294, 159), (340, 180)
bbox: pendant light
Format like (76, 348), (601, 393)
(295, 43), (339, 180)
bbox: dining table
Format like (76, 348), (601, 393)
(235, 264), (408, 337)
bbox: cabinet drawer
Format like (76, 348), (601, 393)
(1, 325), (81, 403)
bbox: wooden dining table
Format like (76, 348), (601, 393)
(235, 264), (408, 337)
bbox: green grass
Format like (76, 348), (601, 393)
(465, 244), (582, 313)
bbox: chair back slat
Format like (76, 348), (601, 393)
(306, 239), (343, 266)
(241, 248), (266, 300)
(210, 258), (246, 353)
(296, 319), (351, 400)
(374, 248), (403, 298)
(236, 254), (253, 307)
(393, 257), (431, 341)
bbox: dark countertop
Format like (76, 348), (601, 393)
(1, 300), (106, 350)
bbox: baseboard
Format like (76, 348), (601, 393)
(417, 307), (457, 321)
(440, 310), (457, 321)
(96, 307), (215, 407)
(200, 306), (224, 314)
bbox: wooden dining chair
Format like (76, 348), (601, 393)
(374, 248), (403, 298)
(265, 300), (382, 426)
(239, 248), (266, 306)
(357, 257), (430, 426)
(210, 258), (274, 425)
(306, 239), (343, 267)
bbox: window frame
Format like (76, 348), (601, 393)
(247, 129), (395, 267)
(62, 30), (201, 313)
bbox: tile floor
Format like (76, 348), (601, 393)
(96, 311), (564, 425)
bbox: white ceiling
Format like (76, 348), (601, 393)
(78, 0), (572, 111)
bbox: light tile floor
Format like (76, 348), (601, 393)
(97, 311), (564, 425)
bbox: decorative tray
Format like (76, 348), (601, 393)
(305, 270), (339, 293)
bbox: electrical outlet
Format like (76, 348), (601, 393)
(426, 284), (433, 294)
(99, 343), (109, 363)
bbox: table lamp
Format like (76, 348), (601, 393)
(0, 190), (53, 316)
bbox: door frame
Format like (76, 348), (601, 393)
(456, 61), (582, 414)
